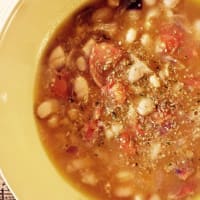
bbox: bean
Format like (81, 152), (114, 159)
(128, 57), (152, 83)
(114, 186), (133, 198)
(47, 115), (59, 128)
(82, 39), (96, 57)
(163, 0), (180, 8)
(67, 108), (79, 121)
(92, 7), (113, 23)
(140, 34), (151, 47)
(137, 97), (155, 116)
(107, 0), (120, 7)
(116, 170), (133, 182)
(150, 142), (161, 160)
(144, 0), (157, 6)
(74, 76), (89, 102)
(76, 56), (87, 71)
(149, 75), (161, 88)
(48, 46), (65, 69)
(126, 28), (137, 43)
(81, 171), (98, 186)
(37, 99), (59, 119)
(149, 194), (161, 200)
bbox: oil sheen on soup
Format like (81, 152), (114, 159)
(35, 0), (200, 199)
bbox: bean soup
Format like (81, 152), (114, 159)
(34, 0), (200, 199)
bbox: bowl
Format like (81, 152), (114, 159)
(0, 0), (91, 200)
(1, 0), (200, 200)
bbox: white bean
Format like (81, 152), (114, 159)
(94, 23), (118, 37)
(67, 158), (92, 172)
(159, 64), (169, 80)
(105, 123), (123, 140)
(193, 20), (200, 39)
(67, 108), (79, 121)
(165, 9), (174, 18)
(128, 57), (152, 83)
(134, 194), (144, 200)
(92, 7), (113, 23)
(47, 115), (59, 128)
(48, 46), (65, 69)
(163, 0), (180, 8)
(37, 99), (59, 119)
(140, 34), (151, 47)
(144, 0), (157, 6)
(146, 8), (160, 20)
(116, 170), (133, 182)
(105, 129), (115, 140)
(149, 75), (161, 88)
(83, 39), (96, 57)
(74, 76), (89, 102)
(149, 194), (161, 200)
(126, 28), (137, 43)
(137, 97), (155, 116)
(108, 0), (120, 7)
(155, 39), (166, 54)
(127, 104), (137, 124)
(114, 186), (133, 198)
(145, 8), (160, 30)
(150, 142), (161, 160)
(76, 56), (87, 71)
(81, 171), (98, 186)
(111, 123), (123, 137)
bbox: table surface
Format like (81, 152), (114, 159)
(0, 1), (20, 199)
(0, 175), (16, 200)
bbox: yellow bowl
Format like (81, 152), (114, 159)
(0, 0), (200, 200)
(0, 0), (92, 199)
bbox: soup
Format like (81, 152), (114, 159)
(34, 0), (200, 199)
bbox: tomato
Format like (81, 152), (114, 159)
(66, 145), (78, 154)
(89, 42), (123, 87)
(135, 123), (145, 135)
(160, 24), (185, 53)
(180, 40), (199, 60)
(83, 120), (98, 142)
(183, 77), (200, 89)
(174, 182), (196, 199)
(175, 167), (194, 181)
(51, 77), (68, 98)
(119, 130), (136, 156)
(102, 80), (126, 105)
(109, 82), (126, 104)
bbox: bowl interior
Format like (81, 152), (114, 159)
(1, 0), (200, 200)
(0, 0), (92, 200)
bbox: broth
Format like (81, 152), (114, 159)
(35, 0), (200, 199)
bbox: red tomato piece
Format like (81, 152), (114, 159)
(66, 146), (78, 154)
(102, 81), (126, 105)
(135, 123), (145, 135)
(109, 82), (126, 104)
(183, 77), (200, 89)
(89, 42), (123, 87)
(180, 40), (199, 60)
(174, 182), (196, 199)
(119, 130), (136, 156)
(160, 24), (185, 53)
(51, 77), (68, 98)
(175, 167), (194, 181)
(84, 120), (98, 142)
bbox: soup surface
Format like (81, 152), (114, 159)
(35, 0), (200, 199)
